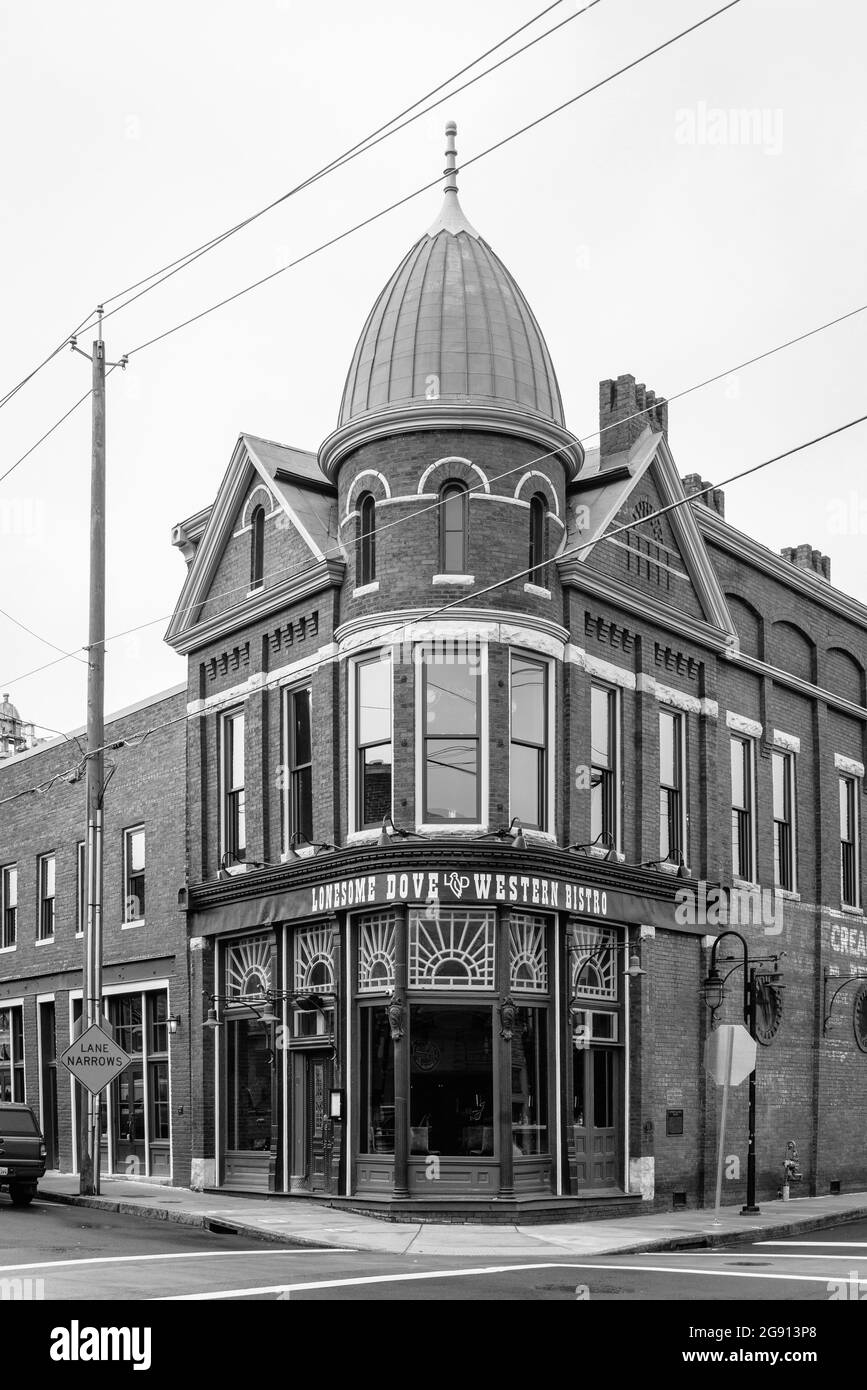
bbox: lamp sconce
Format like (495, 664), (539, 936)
(378, 816), (428, 848)
(476, 817), (526, 850)
(638, 852), (690, 879)
(168, 1014), (181, 1036)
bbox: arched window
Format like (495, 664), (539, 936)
(440, 482), (468, 573)
(529, 493), (547, 586)
(250, 506), (265, 590)
(357, 492), (376, 586)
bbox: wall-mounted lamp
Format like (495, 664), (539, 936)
(566, 832), (619, 862)
(168, 1014), (181, 1035)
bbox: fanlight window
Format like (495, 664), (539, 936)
(295, 924), (336, 993)
(226, 935), (273, 1004)
(509, 914), (549, 993)
(570, 923), (618, 1000)
(358, 912), (397, 993)
(409, 909), (495, 990)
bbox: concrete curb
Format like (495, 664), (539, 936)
(40, 1189), (867, 1259)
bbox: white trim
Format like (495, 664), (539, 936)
(513, 471), (561, 517)
(335, 607), (568, 649)
(638, 675), (713, 717)
(417, 456), (490, 494)
(353, 581), (380, 597)
(347, 649), (394, 835)
(0, 945), (17, 955)
(523, 583), (551, 600)
(726, 710), (763, 738)
(836, 753), (865, 778)
(239, 483), (277, 529)
(567, 647), (636, 691)
(344, 469), (392, 522)
(415, 640), (488, 833)
(773, 729), (801, 754)
(34, 936), (55, 946)
(432, 574), (474, 586)
(771, 744), (798, 895)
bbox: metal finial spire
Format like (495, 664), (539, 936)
(426, 121), (480, 239)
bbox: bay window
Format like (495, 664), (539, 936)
(510, 653), (549, 831)
(354, 654), (392, 829)
(420, 643), (482, 824)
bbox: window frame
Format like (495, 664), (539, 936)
(37, 851), (56, 941)
(508, 649), (552, 833)
(840, 773), (861, 909)
(659, 707), (686, 863)
(416, 640), (488, 831)
(356, 492), (376, 588)
(772, 750), (797, 893)
(0, 1004), (25, 1102)
(350, 651), (393, 833)
(730, 734), (757, 883)
(528, 493), (548, 587)
(220, 708), (246, 866)
(0, 864), (17, 951)
(123, 825), (146, 926)
(590, 682), (620, 852)
(283, 683), (314, 848)
(439, 481), (469, 575)
(76, 841), (86, 939)
(249, 505), (265, 591)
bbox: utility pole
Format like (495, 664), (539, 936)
(74, 313), (106, 1195)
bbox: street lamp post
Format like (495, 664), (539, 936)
(702, 930), (763, 1215)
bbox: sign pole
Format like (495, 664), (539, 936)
(712, 1026), (734, 1226)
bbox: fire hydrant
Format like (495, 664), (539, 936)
(780, 1140), (803, 1200)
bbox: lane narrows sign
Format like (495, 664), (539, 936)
(60, 1023), (131, 1095)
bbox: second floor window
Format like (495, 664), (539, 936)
(286, 686), (313, 843)
(124, 827), (146, 923)
(772, 751), (796, 891)
(0, 865), (17, 949)
(221, 710), (246, 864)
(590, 683), (617, 847)
(38, 853), (55, 940)
(250, 506), (265, 590)
(528, 494), (548, 586)
(510, 654), (548, 831)
(731, 736), (755, 881)
(659, 709), (684, 861)
(357, 493), (376, 587)
(76, 841), (86, 937)
(422, 644), (481, 824)
(840, 774), (860, 908)
(439, 482), (468, 573)
(355, 654), (392, 829)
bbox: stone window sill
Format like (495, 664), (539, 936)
(841, 903), (865, 918)
(432, 574), (475, 586)
(523, 582), (551, 599)
(353, 581), (380, 597)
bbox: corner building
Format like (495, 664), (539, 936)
(166, 127), (867, 1217)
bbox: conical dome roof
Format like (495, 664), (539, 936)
(319, 125), (582, 482)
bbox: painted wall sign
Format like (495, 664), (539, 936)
(829, 920), (867, 960)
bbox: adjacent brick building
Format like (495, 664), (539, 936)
(2, 124), (865, 1218)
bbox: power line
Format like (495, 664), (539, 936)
(2, 293), (865, 690)
(0, 310), (96, 414)
(0, 387), (92, 487)
(7, 407), (865, 797)
(121, 0), (743, 361)
(0, 605), (88, 665)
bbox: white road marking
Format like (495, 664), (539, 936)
(159, 1258), (841, 1300)
(756, 1240), (867, 1248)
(0, 1249), (352, 1274)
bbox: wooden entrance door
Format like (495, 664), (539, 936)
(571, 1045), (619, 1187)
(306, 1053), (333, 1193)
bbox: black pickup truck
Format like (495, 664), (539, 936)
(0, 1102), (47, 1206)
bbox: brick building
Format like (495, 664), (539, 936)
(2, 124), (865, 1217)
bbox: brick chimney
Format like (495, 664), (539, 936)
(682, 474), (725, 518)
(599, 374), (668, 462)
(780, 544), (831, 581)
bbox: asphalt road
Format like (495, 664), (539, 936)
(3, 1194), (867, 1303)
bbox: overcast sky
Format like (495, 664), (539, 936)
(1, 0), (865, 737)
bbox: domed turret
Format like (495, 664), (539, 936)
(319, 124), (582, 481)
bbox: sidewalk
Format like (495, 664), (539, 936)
(37, 1175), (867, 1259)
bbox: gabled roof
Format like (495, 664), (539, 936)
(165, 433), (341, 654)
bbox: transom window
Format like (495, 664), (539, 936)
(510, 654), (548, 831)
(354, 653), (392, 829)
(409, 909), (496, 990)
(439, 482), (468, 573)
(294, 924), (336, 993)
(421, 643), (482, 824)
(772, 751), (796, 891)
(358, 912), (397, 994)
(225, 935), (273, 1003)
(0, 865), (17, 949)
(570, 924), (618, 1000)
(509, 914), (549, 993)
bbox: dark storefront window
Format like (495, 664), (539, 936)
(360, 1006), (395, 1154)
(355, 654), (392, 828)
(409, 1005), (494, 1157)
(511, 1008), (548, 1155)
(0, 1006), (24, 1102)
(226, 1017), (272, 1151)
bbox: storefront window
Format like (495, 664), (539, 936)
(0, 1006), (24, 1102)
(511, 1007), (548, 1155)
(226, 1016), (272, 1152)
(409, 1005), (494, 1157)
(360, 1006), (394, 1154)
